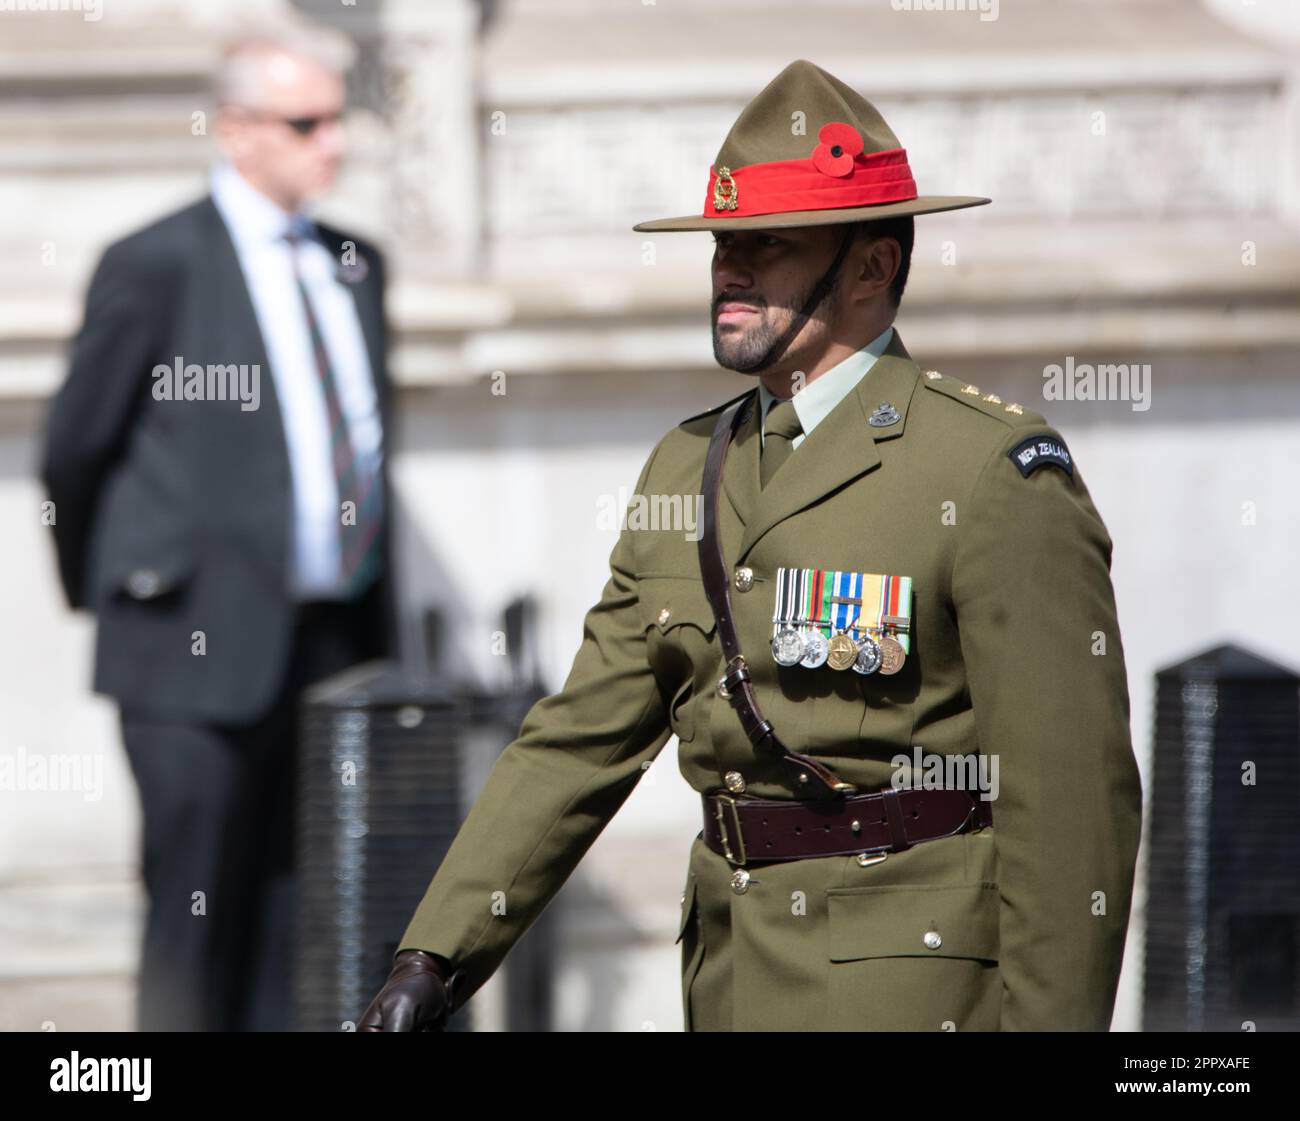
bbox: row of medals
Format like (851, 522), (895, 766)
(771, 616), (906, 676)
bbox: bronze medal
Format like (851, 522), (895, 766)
(878, 635), (906, 675)
(827, 633), (858, 671)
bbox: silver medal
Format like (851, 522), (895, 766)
(771, 626), (806, 667)
(851, 632), (883, 675)
(799, 628), (829, 668)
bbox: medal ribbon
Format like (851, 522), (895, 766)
(829, 569), (846, 632)
(874, 573), (913, 654)
(774, 567), (912, 649)
(858, 573), (884, 637)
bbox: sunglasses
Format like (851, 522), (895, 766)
(237, 108), (344, 136)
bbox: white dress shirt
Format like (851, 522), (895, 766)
(757, 324), (895, 450)
(209, 160), (383, 601)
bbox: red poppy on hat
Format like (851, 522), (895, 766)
(812, 122), (864, 177)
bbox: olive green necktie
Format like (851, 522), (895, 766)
(760, 398), (803, 488)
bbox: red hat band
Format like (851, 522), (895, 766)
(704, 122), (918, 219)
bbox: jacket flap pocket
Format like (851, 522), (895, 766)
(826, 883), (999, 963)
(638, 575), (718, 638)
(675, 874), (698, 945)
(108, 552), (198, 601)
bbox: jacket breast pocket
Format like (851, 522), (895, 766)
(637, 574), (718, 744)
(823, 883), (1002, 1031)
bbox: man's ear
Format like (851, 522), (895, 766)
(850, 233), (899, 303)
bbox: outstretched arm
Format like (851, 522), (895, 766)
(395, 441), (674, 1012)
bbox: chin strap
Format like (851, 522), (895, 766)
(732, 225), (857, 375)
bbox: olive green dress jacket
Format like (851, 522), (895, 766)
(396, 328), (1143, 1031)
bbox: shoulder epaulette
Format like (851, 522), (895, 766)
(918, 368), (1043, 427)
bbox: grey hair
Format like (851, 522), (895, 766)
(214, 21), (356, 108)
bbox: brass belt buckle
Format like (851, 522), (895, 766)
(713, 794), (747, 866)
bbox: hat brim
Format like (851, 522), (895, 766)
(632, 195), (990, 232)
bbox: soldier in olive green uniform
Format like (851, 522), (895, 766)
(360, 60), (1142, 1032)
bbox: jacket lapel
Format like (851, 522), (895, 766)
(202, 196), (274, 374)
(735, 328), (922, 561)
(722, 388), (761, 528)
(201, 196), (287, 450)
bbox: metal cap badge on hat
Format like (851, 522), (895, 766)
(633, 59), (989, 232)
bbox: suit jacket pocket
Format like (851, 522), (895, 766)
(826, 882), (999, 963)
(104, 550), (199, 606)
(824, 882), (1002, 1031)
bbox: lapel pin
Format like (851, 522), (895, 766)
(334, 254), (370, 285)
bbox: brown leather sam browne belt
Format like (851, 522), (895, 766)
(702, 786), (993, 866)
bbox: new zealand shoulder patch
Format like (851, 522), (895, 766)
(1008, 433), (1073, 479)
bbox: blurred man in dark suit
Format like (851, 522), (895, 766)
(40, 24), (398, 1031)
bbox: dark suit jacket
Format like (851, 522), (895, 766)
(41, 195), (400, 726)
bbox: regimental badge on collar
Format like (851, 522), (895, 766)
(868, 401), (900, 427)
(770, 566), (912, 676)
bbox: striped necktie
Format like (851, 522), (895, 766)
(283, 226), (383, 599)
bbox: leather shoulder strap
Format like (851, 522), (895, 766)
(697, 392), (856, 800)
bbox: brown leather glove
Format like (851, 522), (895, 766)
(357, 949), (466, 1032)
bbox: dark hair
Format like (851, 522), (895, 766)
(850, 215), (914, 308)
